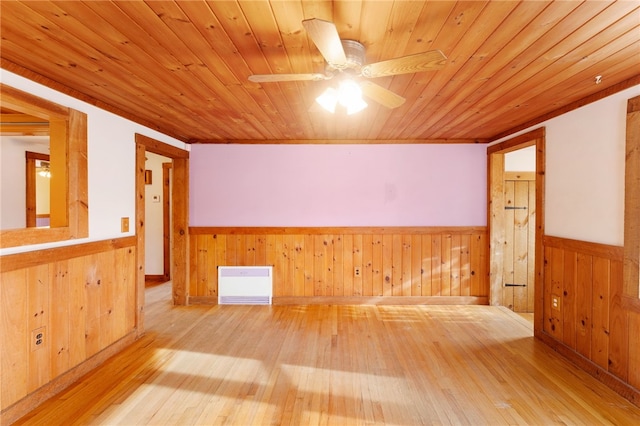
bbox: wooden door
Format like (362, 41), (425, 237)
(503, 174), (536, 312)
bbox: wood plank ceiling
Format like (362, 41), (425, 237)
(1, 1), (638, 144)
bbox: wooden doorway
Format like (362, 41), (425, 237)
(162, 162), (172, 280)
(25, 151), (50, 227)
(143, 153), (172, 285)
(488, 128), (545, 333)
(134, 134), (189, 336)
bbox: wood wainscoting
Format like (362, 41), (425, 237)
(0, 237), (138, 424)
(189, 227), (488, 305)
(541, 235), (640, 405)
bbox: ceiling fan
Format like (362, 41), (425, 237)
(248, 18), (447, 113)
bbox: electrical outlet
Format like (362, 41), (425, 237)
(31, 326), (46, 351)
(121, 217), (130, 233)
(551, 295), (561, 310)
(354, 267), (361, 277)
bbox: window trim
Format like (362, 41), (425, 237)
(0, 84), (88, 248)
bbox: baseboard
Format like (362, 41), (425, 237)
(536, 330), (640, 407)
(145, 274), (169, 284)
(188, 295), (488, 306)
(274, 296), (488, 305)
(188, 296), (218, 305)
(1, 331), (137, 425)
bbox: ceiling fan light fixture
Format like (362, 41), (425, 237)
(344, 96), (367, 115)
(316, 87), (339, 113)
(316, 79), (367, 115)
(338, 80), (367, 114)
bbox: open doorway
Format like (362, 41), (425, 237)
(144, 151), (172, 286)
(134, 134), (189, 336)
(488, 128), (545, 333)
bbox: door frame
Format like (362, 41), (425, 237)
(135, 134), (189, 336)
(25, 151), (50, 227)
(487, 127), (545, 335)
(162, 162), (172, 280)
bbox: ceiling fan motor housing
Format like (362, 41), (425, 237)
(338, 40), (366, 72)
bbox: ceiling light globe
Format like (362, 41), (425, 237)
(338, 80), (362, 107)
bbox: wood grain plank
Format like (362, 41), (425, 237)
(629, 310), (640, 389)
(282, 234), (294, 297)
(67, 256), (87, 368)
(372, 235), (383, 297)
(591, 257), (611, 370)
(382, 235), (393, 296)
(353, 234), (363, 297)
(420, 235), (433, 296)
(608, 259), (628, 381)
(304, 234), (314, 297)
(513, 180), (530, 311)
(441, 234), (452, 297)
(27, 264), (50, 392)
(392, 234), (403, 296)
(411, 235), (422, 297)
(1, 269), (29, 407)
(98, 251), (117, 349)
(196, 235), (208, 297)
(334, 234), (348, 297)
(314, 235), (325, 297)
(236, 235), (247, 266)
(324, 235), (334, 297)
(49, 260), (70, 378)
(205, 236), (218, 297)
(188, 235), (199, 297)
(402, 234), (412, 297)
(362, 234), (374, 297)
(431, 235), (442, 296)
(562, 250), (577, 350)
(255, 235), (267, 265)
(293, 235), (306, 297)
(214, 234), (228, 296)
(117, 248), (134, 338)
(503, 180), (515, 308)
(450, 234), (461, 297)
(266, 234), (277, 292)
(274, 235), (285, 297)
(576, 253), (593, 359)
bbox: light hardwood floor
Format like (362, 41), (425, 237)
(15, 282), (640, 425)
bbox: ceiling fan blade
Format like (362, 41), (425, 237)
(249, 73), (329, 83)
(302, 18), (348, 68)
(361, 50), (447, 78)
(360, 81), (406, 109)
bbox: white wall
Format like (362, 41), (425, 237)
(0, 69), (189, 255)
(144, 152), (170, 275)
(505, 145), (536, 172)
(0, 136), (49, 229)
(492, 84), (640, 246)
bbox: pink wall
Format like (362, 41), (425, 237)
(190, 144), (486, 227)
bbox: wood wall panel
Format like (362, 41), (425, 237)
(0, 238), (137, 413)
(542, 235), (639, 404)
(189, 227), (488, 303)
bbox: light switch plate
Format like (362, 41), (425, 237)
(121, 217), (130, 233)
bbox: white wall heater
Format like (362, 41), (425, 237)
(218, 266), (273, 305)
